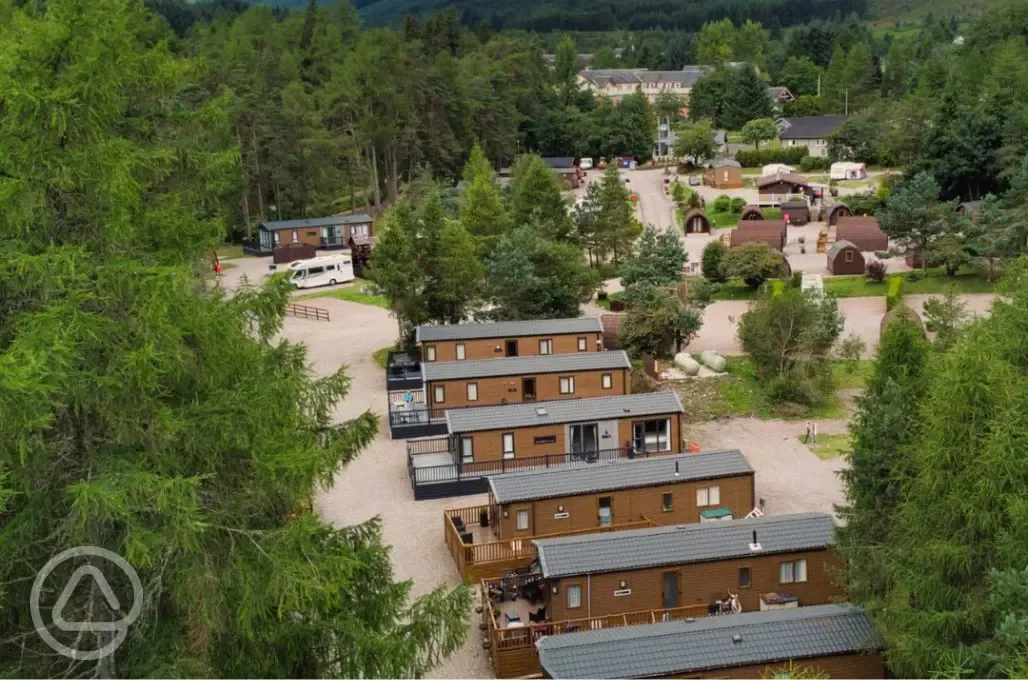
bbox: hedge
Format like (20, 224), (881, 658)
(799, 155), (831, 171)
(734, 147), (807, 168)
(886, 275), (904, 310)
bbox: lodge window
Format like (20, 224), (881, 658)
(779, 559), (808, 584)
(456, 343), (466, 361)
(567, 584), (582, 609)
(425, 345), (437, 362)
(433, 385), (445, 404)
(577, 336), (587, 351)
(845, 251), (854, 263)
(632, 419), (669, 452)
(352, 224), (369, 237)
(292, 230), (299, 242)
(696, 485), (720, 507)
(559, 376), (575, 394)
(739, 567), (751, 588)
(467, 383), (478, 401)
(502, 433), (515, 460)
(602, 373), (613, 390)
(460, 437), (474, 463)
(516, 510), (529, 531)
(533, 435), (557, 445)
(662, 493), (673, 512)
(539, 339), (553, 355)
(598, 497), (612, 527)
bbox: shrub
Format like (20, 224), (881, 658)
(771, 280), (785, 297)
(791, 270), (803, 288)
(865, 260), (888, 283)
(687, 278), (718, 305)
(905, 270), (924, 282)
(721, 243), (789, 288)
(713, 194), (732, 213)
(729, 197), (747, 214)
(886, 275), (904, 310)
(701, 240), (728, 283)
(799, 155), (830, 172)
(734, 147), (807, 168)
(874, 251), (890, 260)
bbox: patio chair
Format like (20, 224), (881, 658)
(451, 515), (466, 533)
(460, 532), (473, 545)
(528, 607), (547, 623)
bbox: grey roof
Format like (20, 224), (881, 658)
(712, 157), (741, 168)
(537, 604), (878, 679)
(258, 214), (371, 231)
(777, 115), (847, 140)
(423, 350), (630, 382)
(767, 86), (794, 102)
(446, 391), (684, 434)
(958, 200), (983, 215)
(580, 68), (707, 88)
(828, 240), (859, 258)
(488, 450), (753, 504)
(541, 157), (576, 169)
(534, 512), (836, 578)
(416, 317), (603, 343)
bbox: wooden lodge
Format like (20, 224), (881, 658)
(406, 391), (685, 500)
(480, 513), (844, 678)
(443, 450), (755, 581)
(388, 349), (630, 439)
(245, 214), (373, 260)
(739, 205), (764, 221)
(536, 604), (885, 679)
(730, 220), (786, 251)
(704, 158), (743, 189)
(757, 172), (812, 204)
(416, 317), (604, 363)
(825, 203), (853, 226)
(827, 240), (865, 275)
(835, 216), (888, 252)
(780, 199), (811, 225)
(682, 208), (712, 234)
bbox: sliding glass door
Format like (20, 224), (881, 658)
(569, 423), (599, 460)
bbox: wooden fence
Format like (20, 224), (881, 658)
(285, 302), (330, 322)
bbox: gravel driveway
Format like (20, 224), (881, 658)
(276, 297), (492, 679)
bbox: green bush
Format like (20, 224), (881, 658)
(791, 270), (803, 288)
(729, 197), (748, 214)
(771, 280), (785, 297)
(701, 240), (728, 283)
(713, 195), (732, 213)
(799, 155), (830, 172)
(734, 147), (807, 168)
(905, 270), (924, 282)
(886, 275), (905, 310)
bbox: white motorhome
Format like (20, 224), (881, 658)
(289, 253), (355, 289)
(830, 162), (867, 181)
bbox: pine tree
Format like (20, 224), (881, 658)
(509, 154), (575, 242)
(596, 164), (642, 264)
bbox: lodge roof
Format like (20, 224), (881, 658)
(423, 350), (630, 383)
(446, 391), (683, 434)
(534, 512), (835, 578)
(536, 603), (878, 679)
(416, 317), (603, 343)
(258, 214), (372, 231)
(488, 450), (753, 504)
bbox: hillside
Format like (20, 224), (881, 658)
(353, 0), (867, 30)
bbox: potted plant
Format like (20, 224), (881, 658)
(479, 508), (489, 527)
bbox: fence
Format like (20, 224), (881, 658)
(285, 303), (330, 322)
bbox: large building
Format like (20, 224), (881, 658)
(577, 68), (708, 105)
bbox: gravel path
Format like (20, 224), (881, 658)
(685, 417), (851, 518)
(277, 297), (491, 679)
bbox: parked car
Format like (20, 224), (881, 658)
(688, 175), (701, 186)
(580, 157), (594, 170)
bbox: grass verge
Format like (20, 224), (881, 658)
(295, 282), (390, 309)
(373, 345), (396, 368)
(217, 244), (246, 260)
(803, 433), (852, 460)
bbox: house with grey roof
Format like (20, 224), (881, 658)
(408, 392), (686, 500)
(577, 68), (707, 105)
(529, 513), (844, 622)
(776, 115), (847, 158)
(536, 604), (884, 679)
(248, 213), (373, 255)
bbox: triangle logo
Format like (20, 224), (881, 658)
(53, 565), (123, 633)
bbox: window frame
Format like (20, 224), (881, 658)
(566, 584), (582, 609)
(466, 382), (478, 402)
(559, 376), (575, 394)
(601, 373), (613, 390)
(502, 432), (515, 460)
(661, 492), (673, 512)
(460, 436), (474, 464)
(533, 435), (557, 445)
(425, 345), (437, 362)
(844, 250), (854, 263)
(577, 336), (587, 351)
(516, 509), (529, 531)
(539, 339), (553, 355)
(779, 559), (808, 584)
(739, 567), (752, 589)
(433, 385), (445, 404)
(633, 418), (670, 452)
(455, 343), (466, 361)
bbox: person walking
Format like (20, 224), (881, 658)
(803, 421), (812, 443)
(811, 421), (818, 444)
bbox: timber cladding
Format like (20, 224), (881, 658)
(496, 472), (753, 539)
(459, 410), (683, 464)
(544, 548), (845, 622)
(427, 368), (629, 411)
(422, 332), (603, 362)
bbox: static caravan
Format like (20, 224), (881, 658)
(830, 162), (867, 181)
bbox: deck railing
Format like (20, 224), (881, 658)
(444, 506), (654, 582)
(480, 582), (710, 677)
(385, 350), (423, 391)
(285, 302), (330, 322)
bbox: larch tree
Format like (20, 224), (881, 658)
(0, 1), (472, 677)
(459, 145), (511, 255)
(509, 154), (576, 242)
(835, 316), (930, 606)
(596, 164), (642, 264)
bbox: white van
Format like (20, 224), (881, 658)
(579, 157), (593, 170)
(289, 253), (355, 289)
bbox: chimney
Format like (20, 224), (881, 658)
(674, 461), (680, 477)
(749, 530), (762, 552)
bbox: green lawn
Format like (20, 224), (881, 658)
(217, 244), (246, 260)
(710, 212), (737, 228)
(804, 433), (853, 460)
(373, 345), (396, 368)
(295, 282), (390, 309)
(832, 360), (874, 389)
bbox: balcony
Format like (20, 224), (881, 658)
(385, 350), (423, 392)
(479, 573), (710, 678)
(407, 445), (663, 500)
(444, 505), (655, 582)
(319, 235), (347, 250)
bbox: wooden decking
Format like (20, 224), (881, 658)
(443, 505), (654, 582)
(479, 576), (711, 678)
